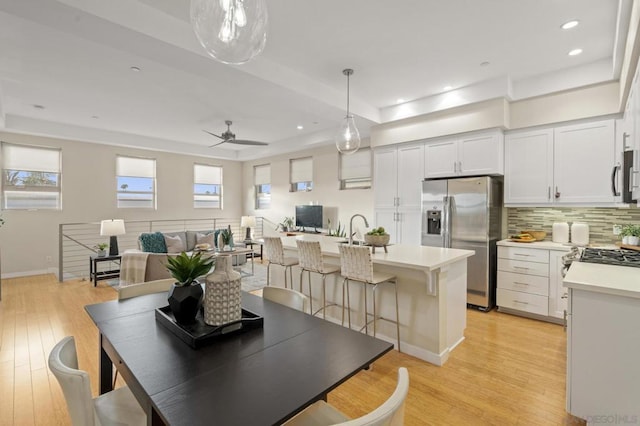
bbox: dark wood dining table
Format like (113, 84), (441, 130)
(85, 291), (393, 426)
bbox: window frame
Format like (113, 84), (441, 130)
(193, 163), (223, 209)
(339, 147), (372, 190)
(254, 164), (271, 210)
(290, 157), (313, 192)
(1, 142), (62, 210)
(116, 155), (157, 209)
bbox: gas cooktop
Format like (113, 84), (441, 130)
(580, 248), (640, 268)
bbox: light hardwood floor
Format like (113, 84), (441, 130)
(0, 274), (585, 425)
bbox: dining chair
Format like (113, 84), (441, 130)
(48, 336), (146, 426)
(262, 286), (309, 313)
(263, 237), (299, 289)
(117, 278), (174, 300)
(296, 239), (341, 318)
(339, 244), (401, 352)
(283, 367), (409, 426)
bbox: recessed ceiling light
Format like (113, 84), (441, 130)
(561, 20), (579, 30)
(568, 48), (583, 56)
(130, 66), (141, 72)
(480, 61), (490, 67)
(443, 86), (453, 91)
(397, 98), (405, 104)
(297, 125), (303, 130)
(33, 104), (45, 109)
(91, 115), (99, 119)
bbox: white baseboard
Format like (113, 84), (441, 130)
(2, 267), (59, 279)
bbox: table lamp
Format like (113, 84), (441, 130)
(240, 216), (256, 241)
(100, 219), (126, 256)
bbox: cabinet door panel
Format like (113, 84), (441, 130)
(553, 120), (615, 203)
(373, 208), (397, 245)
(397, 208), (421, 246)
(373, 148), (398, 208)
(504, 130), (554, 204)
(425, 140), (457, 178)
(459, 133), (503, 176)
(397, 144), (424, 209)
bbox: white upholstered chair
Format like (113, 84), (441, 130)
(296, 239), (341, 318)
(339, 244), (401, 351)
(262, 286), (309, 313)
(48, 336), (146, 426)
(117, 278), (174, 300)
(263, 237), (299, 289)
(284, 367), (409, 426)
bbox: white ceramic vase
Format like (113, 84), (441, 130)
(628, 236), (640, 246)
(203, 255), (242, 326)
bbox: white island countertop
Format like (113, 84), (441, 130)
(564, 261), (640, 299)
(280, 234), (475, 271)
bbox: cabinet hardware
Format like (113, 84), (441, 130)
(513, 253), (530, 257)
(623, 132), (631, 150)
(561, 294), (568, 299)
(513, 300), (529, 305)
(458, 161), (462, 172)
(513, 266), (529, 270)
(632, 170), (640, 189)
(555, 186), (561, 198)
(611, 163), (621, 196)
(453, 161), (457, 173)
(513, 282), (529, 286)
(548, 186), (551, 200)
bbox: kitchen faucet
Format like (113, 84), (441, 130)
(349, 214), (369, 245)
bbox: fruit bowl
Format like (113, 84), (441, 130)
(520, 230), (547, 241)
(364, 234), (390, 247)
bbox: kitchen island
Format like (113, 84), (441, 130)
(273, 234), (475, 365)
(564, 261), (640, 421)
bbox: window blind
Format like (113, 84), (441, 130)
(194, 164), (222, 184)
(340, 148), (371, 180)
(116, 156), (155, 178)
(254, 164), (270, 185)
(290, 157), (312, 183)
(2, 143), (61, 173)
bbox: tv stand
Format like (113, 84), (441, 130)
(300, 227), (321, 234)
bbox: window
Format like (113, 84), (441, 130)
(116, 155), (156, 209)
(193, 164), (222, 208)
(254, 164), (271, 209)
(339, 148), (372, 189)
(1, 142), (62, 210)
(290, 157), (313, 192)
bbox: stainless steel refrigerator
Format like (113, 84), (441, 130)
(421, 176), (502, 311)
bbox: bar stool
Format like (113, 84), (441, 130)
(339, 244), (401, 351)
(296, 240), (341, 318)
(263, 237), (299, 289)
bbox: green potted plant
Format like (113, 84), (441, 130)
(94, 242), (108, 257)
(620, 224), (638, 245)
(166, 252), (215, 325)
(276, 216), (295, 232)
(627, 224), (640, 246)
(220, 226), (234, 251)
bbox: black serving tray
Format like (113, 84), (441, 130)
(155, 306), (264, 349)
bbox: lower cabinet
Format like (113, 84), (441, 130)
(496, 244), (569, 322)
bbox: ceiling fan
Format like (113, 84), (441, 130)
(204, 120), (268, 148)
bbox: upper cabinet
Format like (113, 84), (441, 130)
(424, 131), (504, 179)
(504, 119), (617, 206)
(373, 143), (424, 245)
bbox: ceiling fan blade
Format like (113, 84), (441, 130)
(202, 129), (224, 140)
(208, 141), (227, 148)
(227, 139), (269, 146)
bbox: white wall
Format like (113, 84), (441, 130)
(0, 132), (243, 276)
(241, 143), (374, 237)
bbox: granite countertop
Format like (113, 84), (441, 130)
(280, 234), (474, 271)
(564, 261), (640, 299)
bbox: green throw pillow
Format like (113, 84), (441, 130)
(139, 232), (168, 253)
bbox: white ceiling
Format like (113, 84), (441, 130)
(0, 0), (631, 161)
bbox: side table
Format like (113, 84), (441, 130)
(244, 240), (263, 260)
(89, 254), (121, 287)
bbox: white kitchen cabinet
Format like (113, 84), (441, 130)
(373, 143), (424, 245)
(504, 119), (618, 206)
(548, 250), (568, 320)
(424, 131), (503, 179)
(553, 120), (616, 203)
(496, 243), (569, 323)
(632, 67), (640, 201)
(504, 129), (554, 204)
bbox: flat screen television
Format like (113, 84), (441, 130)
(295, 205), (323, 231)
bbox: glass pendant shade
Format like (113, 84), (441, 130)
(191, 0), (268, 65)
(336, 115), (361, 155)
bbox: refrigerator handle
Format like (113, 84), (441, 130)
(442, 196), (451, 248)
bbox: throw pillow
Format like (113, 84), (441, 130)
(165, 234), (186, 253)
(196, 232), (214, 248)
(139, 232), (167, 253)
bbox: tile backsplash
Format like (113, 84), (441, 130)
(507, 207), (640, 245)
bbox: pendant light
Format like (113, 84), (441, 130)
(190, 0), (268, 65)
(335, 68), (361, 155)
